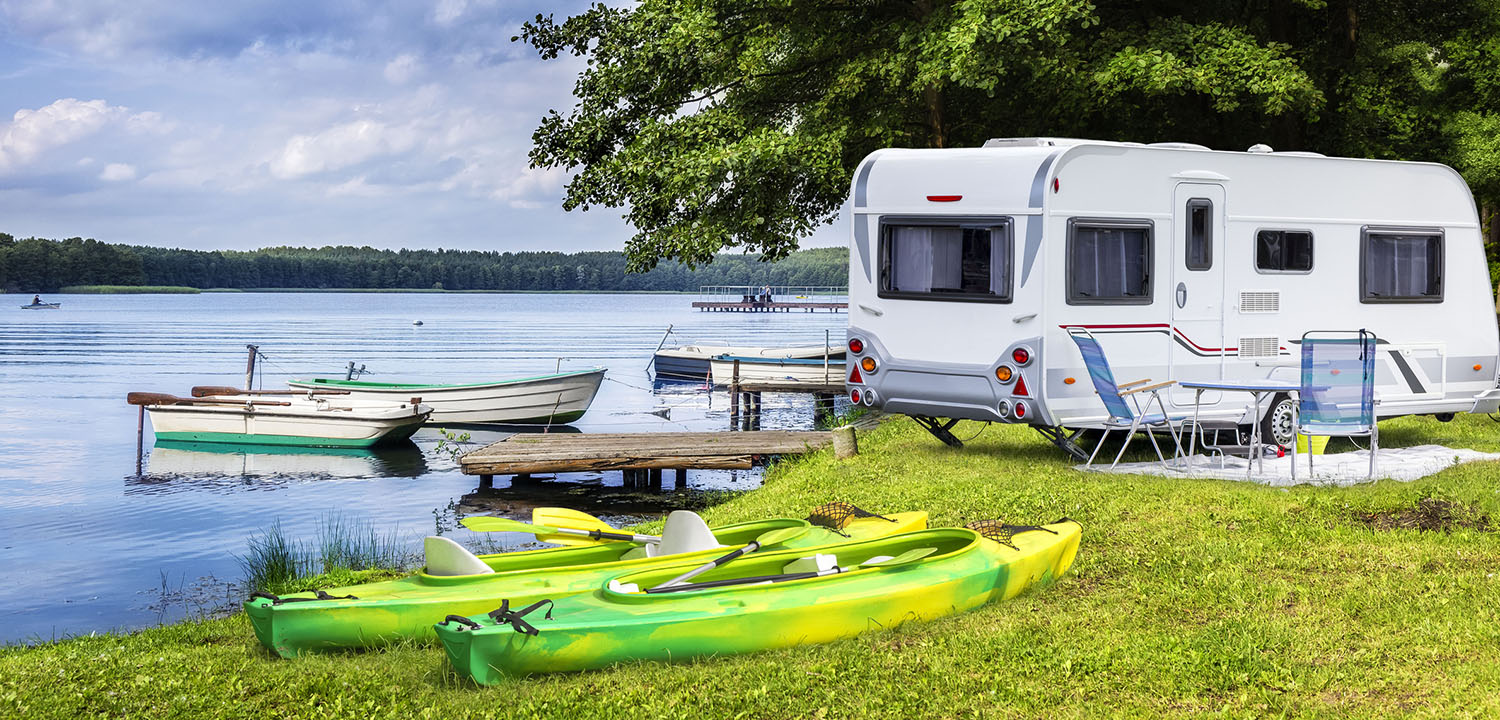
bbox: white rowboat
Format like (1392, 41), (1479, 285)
(287, 368), (605, 425)
(132, 393), (431, 448)
(654, 345), (842, 381)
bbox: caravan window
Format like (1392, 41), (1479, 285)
(878, 220), (1012, 302)
(1256, 230), (1313, 273)
(1361, 228), (1443, 303)
(1066, 219), (1153, 305)
(1185, 199), (1212, 271)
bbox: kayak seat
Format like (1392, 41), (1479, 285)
(424, 536), (495, 576)
(645, 510), (724, 558)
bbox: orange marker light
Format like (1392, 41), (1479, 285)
(1475, 364), (1484, 371)
(995, 366), (1013, 382)
(861, 357), (877, 373)
(1063, 377), (1076, 385)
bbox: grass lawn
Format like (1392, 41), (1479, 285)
(4, 414), (1500, 718)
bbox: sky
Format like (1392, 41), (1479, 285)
(0, 1), (847, 253)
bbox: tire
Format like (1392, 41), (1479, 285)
(1259, 393), (1297, 449)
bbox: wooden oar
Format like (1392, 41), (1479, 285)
(191, 386), (350, 397)
(645, 546), (937, 594)
(126, 392), (292, 407)
(460, 516), (659, 544)
(649, 527), (808, 590)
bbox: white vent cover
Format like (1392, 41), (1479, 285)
(1238, 337), (1280, 359)
(1239, 290), (1280, 314)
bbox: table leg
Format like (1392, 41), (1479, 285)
(1248, 392), (1262, 479)
(1186, 389), (1203, 470)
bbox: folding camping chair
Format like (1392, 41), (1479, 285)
(1298, 329), (1379, 481)
(1066, 328), (1193, 470)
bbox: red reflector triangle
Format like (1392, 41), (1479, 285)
(1013, 374), (1029, 397)
(849, 366), (863, 384)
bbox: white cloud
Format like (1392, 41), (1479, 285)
(99, 163), (136, 181)
(492, 165), (568, 208)
(384, 54), (421, 84)
(269, 119), (420, 179)
(0, 98), (124, 171)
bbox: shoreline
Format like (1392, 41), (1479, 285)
(4, 414), (1500, 716)
(37, 287), (711, 295)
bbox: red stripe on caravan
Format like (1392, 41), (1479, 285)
(1059, 323), (1238, 353)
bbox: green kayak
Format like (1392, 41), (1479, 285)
(435, 519), (1080, 682)
(246, 508), (927, 657)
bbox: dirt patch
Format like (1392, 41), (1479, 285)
(1354, 497), (1492, 533)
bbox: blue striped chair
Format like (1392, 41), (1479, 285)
(1067, 329), (1192, 470)
(1298, 330), (1378, 480)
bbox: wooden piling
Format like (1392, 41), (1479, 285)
(832, 426), (859, 459)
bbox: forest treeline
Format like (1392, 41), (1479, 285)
(0, 234), (848, 292)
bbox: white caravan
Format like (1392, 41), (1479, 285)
(843, 138), (1500, 455)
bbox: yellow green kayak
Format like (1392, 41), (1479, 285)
(434, 518), (1080, 682)
(246, 507), (927, 657)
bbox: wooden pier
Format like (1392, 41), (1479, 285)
(691, 300), (846, 313)
(692, 284), (846, 313)
(459, 430), (833, 488)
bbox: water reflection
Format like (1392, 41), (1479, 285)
(135, 440), (429, 488)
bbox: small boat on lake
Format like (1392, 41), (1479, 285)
(21, 302), (61, 309)
(654, 344), (843, 381)
(708, 353), (846, 386)
(127, 391), (431, 448)
(287, 367), (606, 425)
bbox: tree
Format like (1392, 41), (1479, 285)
(519, 0), (1495, 271)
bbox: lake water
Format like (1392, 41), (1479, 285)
(0, 292), (847, 644)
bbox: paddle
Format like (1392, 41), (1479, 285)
(528, 508), (640, 546)
(191, 386), (350, 397)
(460, 516), (659, 544)
(650, 526), (808, 590)
(645, 546), (937, 594)
(126, 392), (291, 407)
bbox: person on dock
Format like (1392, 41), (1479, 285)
(761, 285), (772, 303)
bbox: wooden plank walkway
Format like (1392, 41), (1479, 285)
(459, 430), (834, 476)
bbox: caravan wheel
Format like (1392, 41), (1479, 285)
(1260, 393), (1297, 449)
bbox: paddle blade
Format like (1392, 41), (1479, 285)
(461, 516), (557, 535)
(755, 526), (809, 548)
(127, 392), (180, 406)
(863, 547), (938, 568)
(532, 507), (617, 533)
(191, 386), (243, 397)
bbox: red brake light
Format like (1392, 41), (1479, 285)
(850, 389), (862, 404)
(1014, 401), (1028, 419)
(848, 338), (864, 354)
(925, 195), (962, 202)
(1012, 347), (1030, 365)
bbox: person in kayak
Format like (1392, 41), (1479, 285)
(32, 294), (41, 305)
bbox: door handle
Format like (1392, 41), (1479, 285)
(1175, 282), (1187, 309)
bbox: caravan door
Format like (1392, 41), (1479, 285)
(1168, 183), (1228, 406)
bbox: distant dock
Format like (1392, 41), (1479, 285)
(691, 285), (847, 313)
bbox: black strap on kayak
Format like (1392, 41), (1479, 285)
(486, 598), (554, 636)
(806, 502), (895, 537)
(247, 589), (359, 605)
(441, 614), (483, 630)
(965, 519), (1058, 550)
